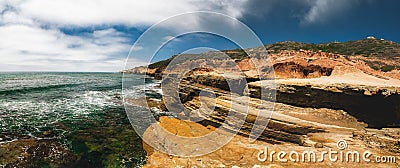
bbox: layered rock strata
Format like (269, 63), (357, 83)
(133, 49), (400, 167)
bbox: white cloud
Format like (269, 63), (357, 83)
(163, 36), (183, 42)
(131, 46), (144, 51)
(0, 25), (145, 72)
(303, 0), (355, 24)
(16, 0), (248, 27)
(0, 0), (249, 71)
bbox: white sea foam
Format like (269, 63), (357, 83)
(0, 73), (149, 136)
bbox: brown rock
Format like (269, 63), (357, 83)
(314, 143), (324, 148)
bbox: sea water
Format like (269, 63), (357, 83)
(0, 72), (158, 167)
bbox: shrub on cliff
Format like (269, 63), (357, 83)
(381, 65), (395, 72)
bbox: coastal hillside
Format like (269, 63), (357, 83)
(125, 38), (400, 77)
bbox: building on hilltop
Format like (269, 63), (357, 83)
(367, 36), (376, 40)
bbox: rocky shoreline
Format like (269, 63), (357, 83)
(126, 49), (400, 167)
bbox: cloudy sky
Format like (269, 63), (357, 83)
(0, 0), (399, 72)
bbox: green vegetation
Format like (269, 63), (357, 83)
(221, 49), (248, 59)
(147, 51), (246, 70)
(265, 39), (400, 57)
(380, 65), (396, 72)
(371, 66), (380, 71)
(148, 58), (173, 69)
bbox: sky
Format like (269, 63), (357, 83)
(0, 0), (399, 72)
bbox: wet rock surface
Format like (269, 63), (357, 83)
(0, 107), (146, 167)
(0, 137), (76, 167)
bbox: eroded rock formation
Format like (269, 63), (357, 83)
(126, 49), (400, 167)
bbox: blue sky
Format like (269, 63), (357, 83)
(0, 0), (399, 72)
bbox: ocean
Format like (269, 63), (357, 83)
(0, 72), (158, 167)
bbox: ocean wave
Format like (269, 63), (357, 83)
(0, 83), (83, 95)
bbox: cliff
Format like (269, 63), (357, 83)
(123, 39), (400, 167)
(140, 66), (400, 167)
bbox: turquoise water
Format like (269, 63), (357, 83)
(0, 72), (155, 167)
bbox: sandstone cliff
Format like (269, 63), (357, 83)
(139, 66), (400, 167)
(124, 40), (400, 167)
